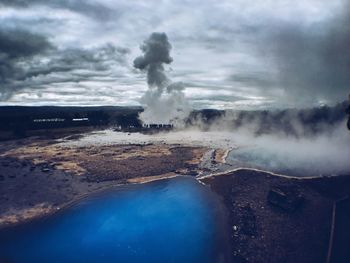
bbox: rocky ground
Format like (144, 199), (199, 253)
(200, 169), (350, 263)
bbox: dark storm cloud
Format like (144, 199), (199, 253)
(0, 27), (130, 100)
(0, 0), (115, 21)
(0, 28), (52, 59)
(0, 28), (52, 99)
(1, 0), (349, 107)
(26, 44), (130, 78)
(260, 6), (350, 104)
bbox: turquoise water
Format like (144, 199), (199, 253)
(228, 147), (306, 175)
(0, 177), (230, 263)
(228, 147), (286, 170)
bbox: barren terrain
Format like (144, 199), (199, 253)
(0, 134), (209, 227)
(1, 130), (349, 263)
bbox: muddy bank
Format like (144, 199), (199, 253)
(0, 136), (208, 227)
(200, 169), (350, 263)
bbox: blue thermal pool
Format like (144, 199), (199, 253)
(0, 177), (229, 263)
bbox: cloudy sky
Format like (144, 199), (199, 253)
(0, 0), (349, 109)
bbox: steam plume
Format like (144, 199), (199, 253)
(133, 32), (189, 125)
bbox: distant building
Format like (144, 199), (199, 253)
(33, 118), (65, 122)
(143, 124), (174, 129)
(72, 118), (89, 122)
(115, 123), (174, 133)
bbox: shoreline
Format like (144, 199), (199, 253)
(0, 136), (208, 229)
(1, 164), (343, 230)
(0, 143), (346, 230)
(0, 172), (183, 230)
(197, 167), (336, 181)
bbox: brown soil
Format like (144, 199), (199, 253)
(0, 137), (207, 227)
(214, 149), (230, 163)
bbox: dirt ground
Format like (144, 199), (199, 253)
(0, 136), (208, 227)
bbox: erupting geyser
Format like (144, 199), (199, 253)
(133, 32), (190, 126)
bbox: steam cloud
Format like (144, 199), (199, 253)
(185, 104), (350, 176)
(134, 32), (189, 125)
(226, 123), (350, 177)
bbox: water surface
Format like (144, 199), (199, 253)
(0, 177), (229, 263)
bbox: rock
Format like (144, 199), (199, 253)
(8, 174), (16, 179)
(267, 186), (304, 212)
